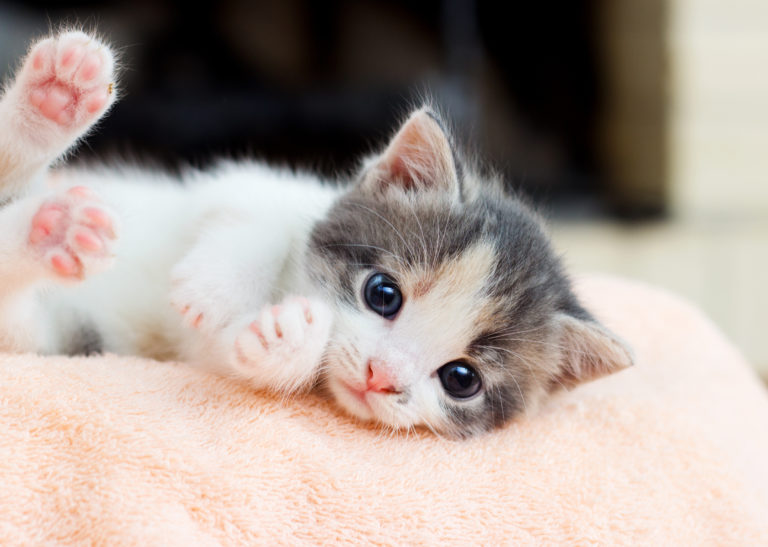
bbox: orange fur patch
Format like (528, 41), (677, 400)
(412, 277), (435, 298)
(0, 150), (20, 180)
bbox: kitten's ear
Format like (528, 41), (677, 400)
(551, 313), (634, 389)
(362, 108), (460, 198)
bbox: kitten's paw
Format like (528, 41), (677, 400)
(20, 31), (115, 133)
(233, 297), (333, 392)
(173, 299), (206, 331)
(27, 186), (117, 279)
(170, 272), (231, 332)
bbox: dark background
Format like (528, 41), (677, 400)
(1, 0), (607, 217)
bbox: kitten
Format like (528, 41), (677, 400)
(0, 31), (632, 439)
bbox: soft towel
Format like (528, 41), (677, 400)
(1, 275), (767, 545)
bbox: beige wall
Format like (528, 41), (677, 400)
(552, 219), (768, 378)
(588, 0), (768, 376)
(669, 0), (768, 219)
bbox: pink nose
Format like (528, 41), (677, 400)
(366, 361), (399, 393)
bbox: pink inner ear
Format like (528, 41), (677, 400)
(385, 150), (418, 190)
(554, 314), (634, 389)
(373, 110), (457, 193)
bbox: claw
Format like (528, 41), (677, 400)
(248, 321), (269, 349)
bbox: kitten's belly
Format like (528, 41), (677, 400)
(45, 173), (200, 356)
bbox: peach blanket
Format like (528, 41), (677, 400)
(1, 276), (767, 545)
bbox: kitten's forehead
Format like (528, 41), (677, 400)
(309, 186), (562, 328)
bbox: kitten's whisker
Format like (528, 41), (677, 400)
(347, 202), (418, 263)
(506, 373), (528, 413)
(405, 198), (429, 267)
(481, 324), (551, 338)
(474, 343), (538, 386)
(433, 209), (447, 270)
(545, 370), (568, 392)
(478, 341), (571, 392)
(494, 383), (506, 421)
(492, 337), (604, 359)
(320, 242), (409, 271)
(420, 413), (448, 441)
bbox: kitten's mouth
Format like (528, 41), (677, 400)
(334, 378), (375, 418)
(342, 381), (370, 406)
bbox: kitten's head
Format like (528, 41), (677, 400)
(307, 107), (632, 438)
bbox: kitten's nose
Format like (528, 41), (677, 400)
(366, 361), (399, 394)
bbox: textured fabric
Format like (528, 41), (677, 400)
(1, 276), (767, 545)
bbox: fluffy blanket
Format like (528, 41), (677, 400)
(1, 276), (767, 545)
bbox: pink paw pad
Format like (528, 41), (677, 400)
(23, 32), (115, 129)
(74, 229), (103, 252)
(28, 188), (117, 280)
(50, 253), (79, 277)
(28, 204), (65, 244)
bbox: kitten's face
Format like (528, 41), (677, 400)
(308, 108), (632, 438)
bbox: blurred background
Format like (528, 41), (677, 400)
(1, 1), (766, 378)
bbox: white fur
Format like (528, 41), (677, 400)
(0, 31), (116, 199)
(0, 32), (339, 395)
(0, 31), (519, 437)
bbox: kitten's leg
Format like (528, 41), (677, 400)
(170, 222), (332, 392)
(169, 218), (284, 333)
(0, 186), (116, 290)
(0, 186), (117, 351)
(0, 31), (116, 197)
(228, 297), (333, 392)
(178, 297), (333, 394)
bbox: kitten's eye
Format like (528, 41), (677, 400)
(363, 273), (402, 319)
(438, 362), (482, 399)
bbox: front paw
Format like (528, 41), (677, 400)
(170, 265), (233, 333)
(233, 296), (332, 392)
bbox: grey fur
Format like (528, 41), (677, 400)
(306, 107), (614, 438)
(64, 322), (103, 356)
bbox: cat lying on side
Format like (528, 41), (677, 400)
(0, 31), (632, 438)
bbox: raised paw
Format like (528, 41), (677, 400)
(28, 186), (117, 279)
(232, 297), (333, 392)
(19, 31), (116, 133)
